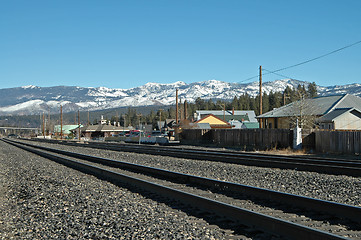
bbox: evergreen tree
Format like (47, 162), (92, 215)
(231, 96), (239, 110)
(307, 82), (318, 98)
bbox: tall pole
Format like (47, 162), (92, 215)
(184, 100), (187, 120)
(179, 98), (183, 122)
(283, 92), (286, 106)
(88, 110), (90, 125)
(223, 104), (225, 121)
(60, 105), (63, 140)
(159, 109), (163, 129)
(40, 114), (41, 136)
(175, 89), (179, 141)
(259, 65), (263, 128)
(48, 107), (50, 136)
(42, 113), (45, 137)
(175, 89), (179, 124)
(78, 110), (80, 142)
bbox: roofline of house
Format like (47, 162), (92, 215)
(195, 114), (230, 125)
(256, 94), (348, 119)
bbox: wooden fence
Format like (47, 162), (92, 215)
(181, 129), (293, 150)
(315, 130), (361, 154)
(181, 128), (361, 154)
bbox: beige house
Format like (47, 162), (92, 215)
(257, 94), (361, 129)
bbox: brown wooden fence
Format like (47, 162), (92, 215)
(181, 129), (293, 150)
(315, 130), (361, 154)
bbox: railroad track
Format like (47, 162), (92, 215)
(3, 138), (361, 239)
(26, 138), (361, 177)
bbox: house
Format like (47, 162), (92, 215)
(54, 125), (82, 137)
(193, 114), (232, 129)
(80, 124), (134, 139)
(257, 94), (361, 129)
(317, 108), (361, 130)
(195, 110), (257, 122)
(195, 110), (258, 129)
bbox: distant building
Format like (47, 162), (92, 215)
(317, 108), (361, 130)
(193, 114), (232, 129)
(257, 94), (361, 129)
(195, 110), (257, 122)
(195, 110), (258, 129)
(80, 125), (134, 139)
(54, 125), (82, 137)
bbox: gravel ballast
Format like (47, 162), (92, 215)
(1, 139), (360, 239)
(27, 140), (361, 207)
(0, 140), (241, 239)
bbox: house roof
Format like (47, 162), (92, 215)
(317, 108), (361, 122)
(195, 114), (230, 125)
(257, 94), (361, 119)
(81, 125), (133, 132)
(196, 110), (257, 122)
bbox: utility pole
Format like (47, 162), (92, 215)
(176, 89), (179, 124)
(159, 109), (163, 124)
(283, 92), (290, 106)
(218, 103), (225, 121)
(259, 65), (263, 128)
(179, 98), (183, 122)
(60, 105), (63, 140)
(78, 110), (80, 142)
(137, 114), (142, 144)
(184, 100), (187, 120)
(42, 112), (45, 138)
(175, 89), (179, 141)
(217, 103), (226, 120)
(87, 110), (90, 125)
(48, 107), (50, 136)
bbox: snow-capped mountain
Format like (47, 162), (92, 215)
(0, 79), (359, 116)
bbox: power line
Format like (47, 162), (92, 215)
(268, 39), (361, 74)
(238, 39), (361, 83)
(262, 68), (299, 81)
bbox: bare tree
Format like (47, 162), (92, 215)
(289, 91), (319, 129)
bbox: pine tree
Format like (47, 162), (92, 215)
(307, 82), (318, 98)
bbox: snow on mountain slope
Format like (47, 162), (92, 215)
(0, 79), (359, 116)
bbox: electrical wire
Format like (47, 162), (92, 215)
(238, 39), (361, 83)
(262, 68), (299, 81)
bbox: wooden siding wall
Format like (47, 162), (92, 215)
(315, 130), (361, 154)
(181, 129), (293, 150)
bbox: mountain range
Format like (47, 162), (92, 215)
(0, 79), (360, 116)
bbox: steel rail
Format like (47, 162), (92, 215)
(27, 138), (361, 165)
(2, 139), (349, 240)
(31, 137), (361, 163)
(5, 139), (361, 224)
(101, 143), (361, 167)
(28, 138), (361, 177)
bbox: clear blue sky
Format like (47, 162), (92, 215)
(1, 1), (360, 89)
